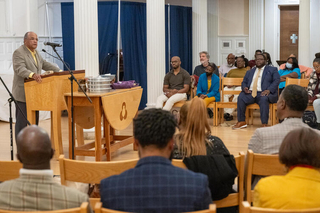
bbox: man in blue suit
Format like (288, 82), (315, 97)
(100, 108), (212, 213)
(232, 54), (280, 129)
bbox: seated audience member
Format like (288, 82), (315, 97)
(263, 52), (273, 66)
(223, 55), (248, 121)
(308, 53), (320, 129)
(279, 53), (313, 77)
(0, 125), (90, 211)
(156, 56), (190, 111)
(278, 57), (301, 94)
(191, 51), (219, 87)
(173, 98), (237, 207)
(196, 63), (220, 106)
(253, 127), (320, 209)
(100, 108), (212, 213)
(232, 54), (280, 129)
(248, 49), (262, 68)
(219, 53), (236, 77)
(173, 97), (229, 159)
(248, 85), (309, 154)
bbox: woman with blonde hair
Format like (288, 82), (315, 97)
(173, 97), (229, 159)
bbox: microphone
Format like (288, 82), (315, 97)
(44, 42), (62, 47)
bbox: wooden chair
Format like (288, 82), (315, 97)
(246, 103), (273, 125)
(59, 155), (138, 207)
(168, 153), (245, 212)
(94, 202), (216, 213)
(0, 160), (22, 182)
(214, 152), (245, 212)
(272, 77), (313, 125)
(215, 78), (243, 125)
(0, 202), (88, 213)
(172, 159), (188, 169)
(241, 201), (320, 213)
(245, 150), (286, 204)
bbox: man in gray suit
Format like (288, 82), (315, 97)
(0, 125), (90, 212)
(12, 31), (60, 138)
(248, 85), (310, 154)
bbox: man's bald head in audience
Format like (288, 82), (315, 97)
(16, 125), (54, 170)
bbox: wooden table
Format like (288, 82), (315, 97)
(24, 70), (85, 158)
(64, 87), (142, 161)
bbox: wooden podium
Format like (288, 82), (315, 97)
(65, 87), (142, 161)
(24, 70), (85, 158)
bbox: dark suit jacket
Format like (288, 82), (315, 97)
(12, 45), (60, 102)
(100, 156), (212, 213)
(241, 65), (280, 103)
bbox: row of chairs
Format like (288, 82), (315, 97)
(174, 77), (313, 126)
(0, 151), (283, 213)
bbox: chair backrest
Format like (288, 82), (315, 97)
(245, 150), (286, 204)
(94, 202), (216, 213)
(285, 77), (309, 88)
(0, 202), (88, 213)
(0, 160), (22, 182)
(221, 78), (243, 97)
(241, 201), (320, 213)
(214, 152), (245, 209)
(172, 159), (188, 169)
(59, 155), (138, 185)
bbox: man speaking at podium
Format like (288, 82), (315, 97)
(12, 31), (60, 139)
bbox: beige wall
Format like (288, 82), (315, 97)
(218, 0), (249, 35)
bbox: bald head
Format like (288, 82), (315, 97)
(171, 56), (181, 69)
(24, 31), (38, 51)
(227, 53), (235, 66)
(16, 125), (53, 169)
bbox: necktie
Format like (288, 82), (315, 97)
(252, 68), (261, 98)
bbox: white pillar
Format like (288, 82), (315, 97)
(249, 0), (264, 58)
(299, 0), (311, 66)
(146, 0), (166, 108)
(310, 0), (320, 60)
(208, 0), (219, 65)
(192, 0), (207, 71)
(27, 0), (38, 33)
(74, 0), (99, 76)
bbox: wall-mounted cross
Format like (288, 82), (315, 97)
(290, 34), (298, 44)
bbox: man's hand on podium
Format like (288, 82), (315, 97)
(32, 73), (42, 83)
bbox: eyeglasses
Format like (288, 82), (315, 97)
(314, 66), (320, 70)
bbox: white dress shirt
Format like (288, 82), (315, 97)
(249, 65), (265, 92)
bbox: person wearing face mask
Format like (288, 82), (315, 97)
(278, 57), (301, 94)
(279, 54), (313, 77)
(307, 53), (320, 129)
(196, 63), (220, 107)
(219, 53), (236, 77)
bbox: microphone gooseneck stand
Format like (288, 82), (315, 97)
(42, 49), (71, 70)
(0, 77), (31, 160)
(49, 46), (92, 159)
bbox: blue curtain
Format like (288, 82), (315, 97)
(61, 2), (118, 74)
(120, 2), (147, 109)
(98, 2), (118, 75)
(61, 3), (75, 70)
(165, 5), (192, 74)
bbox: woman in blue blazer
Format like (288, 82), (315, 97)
(196, 63), (220, 106)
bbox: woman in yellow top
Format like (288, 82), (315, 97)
(196, 63), (220, 106)
(254, 127), (320, 209)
